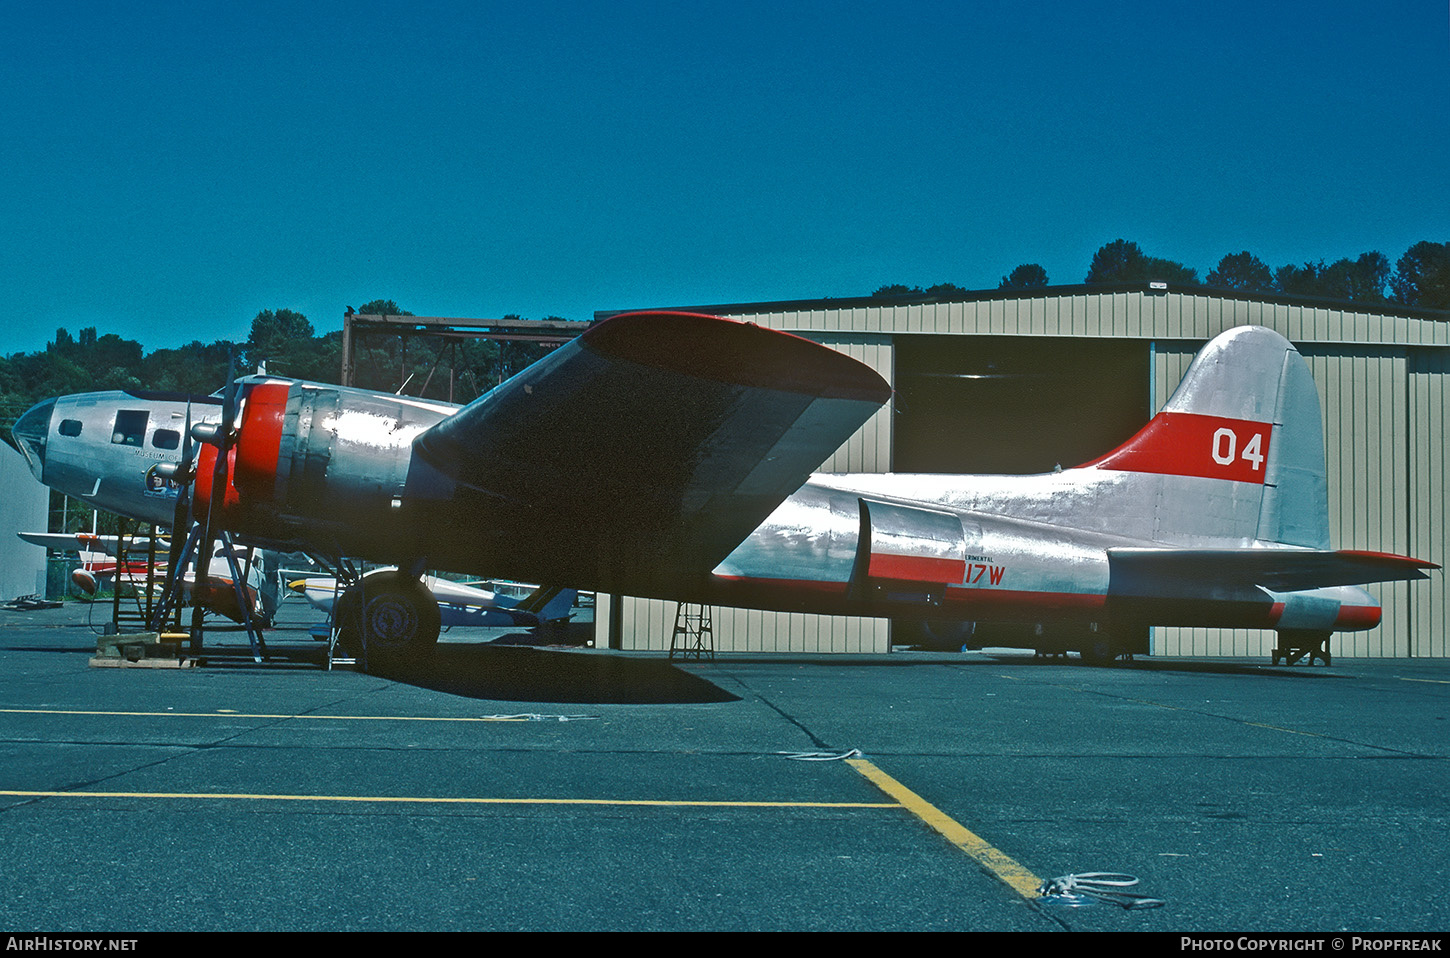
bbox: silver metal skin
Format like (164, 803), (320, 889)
(13, 391), (219, 528)
(10, 318), (1434, 657)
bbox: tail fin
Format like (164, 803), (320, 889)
(515, 585), (578, 623)
(1082, 326), (1329, 548)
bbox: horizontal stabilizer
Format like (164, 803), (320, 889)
(1109, 547), (1438, 592)
(413, 312), (892, 583)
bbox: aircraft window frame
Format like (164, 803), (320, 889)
(152, 428), (181, 450)
(58, 419), (83, 437)
(111, 410), (149, 447)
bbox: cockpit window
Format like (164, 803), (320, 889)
(152, 428), (180, 450)
(58, 419), (82, 437)
(111, 410), (149, 447)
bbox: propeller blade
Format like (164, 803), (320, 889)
(192, 352), (236, 641)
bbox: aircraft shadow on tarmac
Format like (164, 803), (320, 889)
(370, 642), (742, 704)
(713, 649), (1352, 680)
(182, 622), (738, 703)
(908, 650), (1353, 679)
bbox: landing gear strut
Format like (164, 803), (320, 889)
(1272, 630), (1332, 666)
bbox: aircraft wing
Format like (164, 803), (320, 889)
(18, 532), (117, 554)
(412, 311), (892, 582)
(17, 532), (166, 556)
(1108, 548), (1438, 592)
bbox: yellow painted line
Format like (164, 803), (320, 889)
(0, 789), (897, 809)
(0, 708), (530, 723)
(846, 758), (1042, 899)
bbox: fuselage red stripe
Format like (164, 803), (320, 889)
(867, 553), (968, 584)
(709, 574), (1107, 610)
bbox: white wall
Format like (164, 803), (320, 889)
(0, 446), (51, 599)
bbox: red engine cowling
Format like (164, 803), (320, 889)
(192, 381), (290, 519)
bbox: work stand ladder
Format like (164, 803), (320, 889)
(112, 523), (175, 636)
(146, 524), (268, 663)
(669, 603), (715, 660)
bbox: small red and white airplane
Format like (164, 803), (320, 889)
(17, 530), (264, 623)
(17, 531), (164, 596)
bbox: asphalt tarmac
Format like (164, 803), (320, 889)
(0, 597), (1447, 933)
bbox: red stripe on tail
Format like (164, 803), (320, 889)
(1082, 412), (1272, 484)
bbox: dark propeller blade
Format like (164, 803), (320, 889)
(190, 354), (238, 645)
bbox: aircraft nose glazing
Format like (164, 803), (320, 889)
(12, 398), (54, 481)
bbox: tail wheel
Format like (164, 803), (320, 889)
(336, 571), (441, 663)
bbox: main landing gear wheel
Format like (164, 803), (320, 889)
(336, 571), (441, 666)
(921, 619), (976, 652)
(1077, 636), (1116, 665)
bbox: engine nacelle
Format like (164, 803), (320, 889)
(1268, 585), (1382, 632)
(192, 380), (455, 556)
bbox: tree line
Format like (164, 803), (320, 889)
(0, 299), (561, 437)
(875, 239), (1450, 309)
(5, 240), (1448, 437)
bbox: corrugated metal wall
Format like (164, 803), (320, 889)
(604, 593), (888, 654)
(599, 290), (1449, 657)
(1409, 348), (1450, 657)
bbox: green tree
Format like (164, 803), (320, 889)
(1391, 241), (1450, 309)
(1274, 253), (1389, 302)
(924, 282), (969, 296)
(1274, 262), (1321, 297)
(244, 308), (315, 377)
(1321, 252), (1389, 302)
(1085, 240), (1198, 285)
(354, 299), (412, 318)
(999, 264), (1048, 289)
(140, 340), (238, 394)
(1206, 252), (1273, 292)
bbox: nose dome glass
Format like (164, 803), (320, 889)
(12, 398), (54, 479)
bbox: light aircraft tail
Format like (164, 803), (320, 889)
(514, 585), (578, 623)
(1082, 325), (1329, 549)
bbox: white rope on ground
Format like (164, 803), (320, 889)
(778, 749), (863, 761)
(1037, 872), (1165, 910)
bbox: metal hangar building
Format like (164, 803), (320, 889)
(593, 283), (1450, 659)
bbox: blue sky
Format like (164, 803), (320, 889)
(1, 0), (1446, 356)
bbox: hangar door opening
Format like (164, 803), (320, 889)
(891, 333), (1151, 655)
(892, 335), (1150, 475)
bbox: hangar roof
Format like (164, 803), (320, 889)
(599, 282), (1450, 347)
(602, 281), (1450, 323)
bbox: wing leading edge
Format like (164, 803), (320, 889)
(412, 312), (892, 585)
